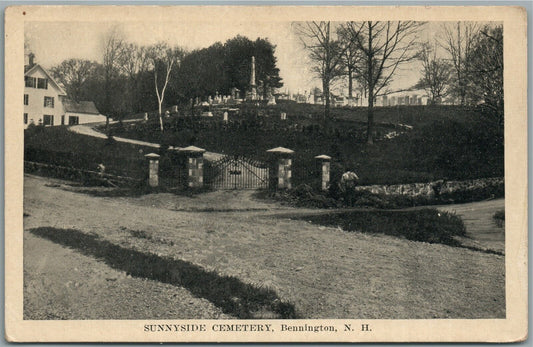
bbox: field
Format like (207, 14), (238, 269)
(24, 175), (505, 319)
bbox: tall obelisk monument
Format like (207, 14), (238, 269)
(249, 56), (257, 100)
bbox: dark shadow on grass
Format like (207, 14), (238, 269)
(62, 185), (214, 198)
(29, 227), (298, 319)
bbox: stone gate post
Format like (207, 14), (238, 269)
(179, 146), (206, 188)
(145, 153), (160, 187)
(267, 147), (294, 189)
(315, 154), (331, 191)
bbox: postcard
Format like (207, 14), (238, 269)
(4, 5), (527, 343)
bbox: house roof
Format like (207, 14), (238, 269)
(62, 99), (101, 115)
(24, 64), (67, 96)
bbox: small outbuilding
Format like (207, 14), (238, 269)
(61, 98), (107, 125)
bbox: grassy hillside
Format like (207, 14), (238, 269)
(109, 104), (504, 185)
(24, 126), (152, 179)
(24, 104), (503, 186)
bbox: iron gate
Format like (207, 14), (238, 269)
(206, 155), (269, 189)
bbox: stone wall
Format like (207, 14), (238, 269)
(354, 177), (504, 198)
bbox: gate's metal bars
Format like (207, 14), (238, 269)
(206, 155), (269, 190)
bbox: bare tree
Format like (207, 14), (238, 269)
(415, 42), (451, 104)
(146, 43), (184, 132)
(117, 43), (150, 113)
(440, 22), (479, 105)
(101, 26), (125, 128)
(293, 22), (357, 119)
(50, 59), (99, 102)
(465, 25), (503, 121)
(338, 25), (362, 101)
(346, 21), (424, 144)
(117, 43), (151, 79)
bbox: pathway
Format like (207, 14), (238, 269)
(437, 199), (505, 254)
(69, 122), (223, 161)
(265, 199), (505, 254)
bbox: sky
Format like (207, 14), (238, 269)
(25, 21), (487, 95)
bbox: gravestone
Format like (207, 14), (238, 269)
(280, 112), (287, 120)
(223, 111), (229, 123)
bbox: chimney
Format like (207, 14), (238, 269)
(28, 53), (35, 68)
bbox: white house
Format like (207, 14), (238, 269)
(24, 55), (106, 128)
(61, 99), (106, 125)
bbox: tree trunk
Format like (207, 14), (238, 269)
(130, 77), (138, 114)
(366, 22), (374, 145)
(263, 82), (269, 101)
(323, 79), (330, 120)
(158, 103), (164, 132)
(367, 88), (374, 144)
(348, 67), (353, 101)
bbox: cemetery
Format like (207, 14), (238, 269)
(24, 98), (504, 212)
(22, 20), (506, 321)
(100, 101), (504, 198)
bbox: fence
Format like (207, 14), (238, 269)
(204, 155), (269, 189)
(24, 161), (142, 187)
(25, 147), (147, 180)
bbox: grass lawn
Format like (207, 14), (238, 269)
(107, 104), (504, 185)
(24, 126), (153, 179)
(24, 175), (505, 319)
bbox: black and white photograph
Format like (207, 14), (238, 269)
(5, 5), (527, 343)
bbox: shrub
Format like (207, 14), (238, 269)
(493, 210), (505, 228)
(300, 209), (466, 246)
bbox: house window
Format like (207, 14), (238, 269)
(25, 76), (36, 88)
(24, 94), (29, 105)
(24, 113), (28, 125)
(61, 115), (65, 125)
(68, 116), (79, 125)
(43, 115), (54, 126)
(37, 78), (48, 89)
(44, 96), (54, 108)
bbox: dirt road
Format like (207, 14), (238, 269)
(24, 175), (505, 319)
(437, 199), (504, 253)
(69, 123), (223, 161)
